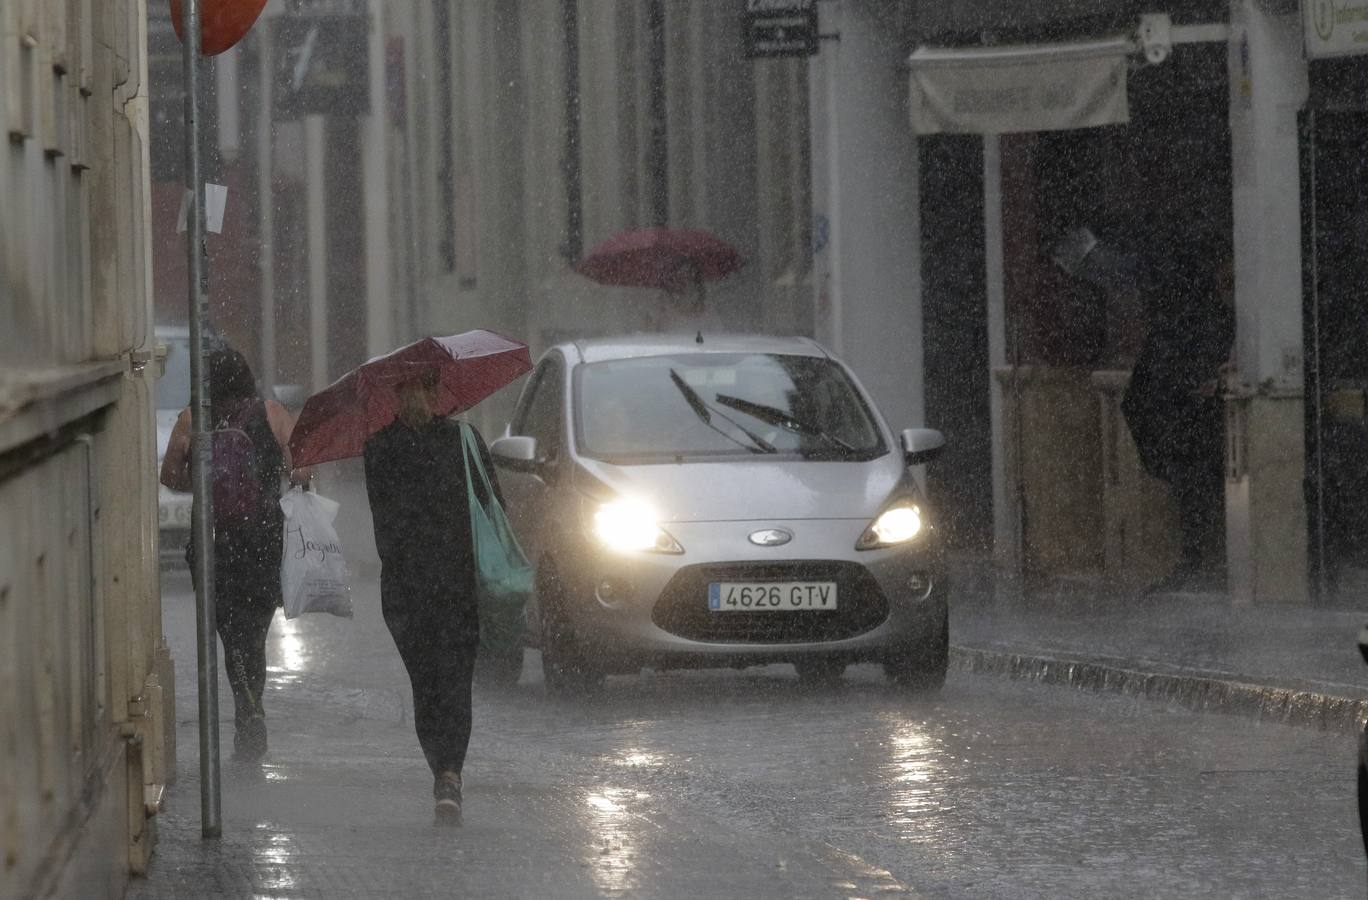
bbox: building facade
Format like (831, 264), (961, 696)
(1, 1), (172, 898)
(380, 0), (814, 429)
(143, 1), (1351, 606)
(810, 0), (1347, 606)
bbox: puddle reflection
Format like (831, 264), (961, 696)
(580, 788), (649, 895)
(254, 826), (297, 892)
(615, 749), (663, 769)
(880, 716), (946, 835)
(267, 612), (307, 681)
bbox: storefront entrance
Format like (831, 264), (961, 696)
(917, 39), (1234, 596)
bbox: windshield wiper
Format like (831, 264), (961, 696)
(668, 370), (776, 454)
(713, 394), (857, 452)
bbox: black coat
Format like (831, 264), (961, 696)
(1122, 300), (1234, 484)
(363, 418), (503, 644)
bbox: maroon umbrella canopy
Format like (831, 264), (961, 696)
(575, 227), (744, 288)
(288, 330), (532, 468)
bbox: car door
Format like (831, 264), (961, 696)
(500, 354), (567, 565)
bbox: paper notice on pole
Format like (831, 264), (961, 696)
(206, 184), (228, 233)
(176, 184), (229, 234)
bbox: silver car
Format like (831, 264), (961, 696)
(491, 335), (949, 695)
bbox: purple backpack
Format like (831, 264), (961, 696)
(212, 403), (262, 525)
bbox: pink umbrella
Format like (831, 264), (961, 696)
(575, 227), (744, 288)
(288, 330), (532, 468)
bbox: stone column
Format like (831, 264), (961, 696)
(362, 0), (394, 357)
(808, 0), (924, 434)
(1224, 0), (1310, 605)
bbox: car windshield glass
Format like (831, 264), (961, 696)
(575, 353), (885, 462)
(156, 336), (191, 410)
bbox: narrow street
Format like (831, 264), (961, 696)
(130, 570), (1362, 899)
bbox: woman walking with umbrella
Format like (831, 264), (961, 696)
(363, 370), (502, 825)
(288, 331), (532, 825)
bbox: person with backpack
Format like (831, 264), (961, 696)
(159, 346), (308, 761)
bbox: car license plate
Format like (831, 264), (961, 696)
(708, 582), (837, 612)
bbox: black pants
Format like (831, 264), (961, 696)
(217, 594), (277, 726)
(189, 538), (279, 730)
(1165, 406), (1227, 575)
(1171, 454), (1226, 572)
(383, 600), (479, 778)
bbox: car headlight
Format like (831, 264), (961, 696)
(591, 498), (684, 554)
(856, 504), (922, 550)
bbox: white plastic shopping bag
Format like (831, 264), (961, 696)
(280, 488), (353, 619)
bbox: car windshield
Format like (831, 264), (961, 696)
(575, 353), (886, 463)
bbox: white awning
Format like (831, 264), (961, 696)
(908, 38), (1133, 135)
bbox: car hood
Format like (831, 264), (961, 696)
(574, 455), (903, 522)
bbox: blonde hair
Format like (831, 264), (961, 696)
(396, 372), (439, 427)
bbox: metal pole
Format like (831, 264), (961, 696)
(305, 115), (330, 391)
(560, 0), (583, 263)
(257, 22), (277, 390)
(645, 0), (669, 228)
(1303, 109), (1328, 604)
(182, 0), (223, 839)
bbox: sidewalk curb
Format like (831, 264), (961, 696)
(950, 644), (1368, 736)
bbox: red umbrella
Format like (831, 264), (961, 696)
(288, 330), (533, 468)
(575, 227), (743, 288)
(171, 0), (269, 57)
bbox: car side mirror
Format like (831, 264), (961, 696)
(491, 436), (539, 474)
(900, 428), (945, 465)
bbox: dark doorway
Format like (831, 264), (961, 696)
(1303, 98), (1368, 603)
(920, 135), (993, 554)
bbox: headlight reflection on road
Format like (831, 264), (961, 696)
(581, 788), (648, 895)
(615, 749), (663, 769)
(882, 717), (945, 834)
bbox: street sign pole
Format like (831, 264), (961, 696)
(181, 0), (223, 840)
(257, 18), (277, 390)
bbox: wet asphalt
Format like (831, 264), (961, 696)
(128, 569), (1364, 899)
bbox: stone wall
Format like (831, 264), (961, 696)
(0, 2), (170, 897)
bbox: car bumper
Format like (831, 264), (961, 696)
(549, 518), (946, 671)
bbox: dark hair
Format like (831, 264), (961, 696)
(205, 346), (285, 489)
(208, 347), (258, 408)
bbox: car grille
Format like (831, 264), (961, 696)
(651, 560), (889, 644)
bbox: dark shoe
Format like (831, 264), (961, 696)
(434, 772), (462, 826)
(233, 714), (267, 762)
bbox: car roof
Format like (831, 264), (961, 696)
(563, 333), (831, 365)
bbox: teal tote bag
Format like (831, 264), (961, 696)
(459, 423), (534, 659)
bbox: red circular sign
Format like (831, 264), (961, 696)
(170, 0), (269, 57)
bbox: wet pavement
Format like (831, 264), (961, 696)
(129, 568), (1364, 899)
(956, 583), (1368, 695)
(952, 581), (1368, 732)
